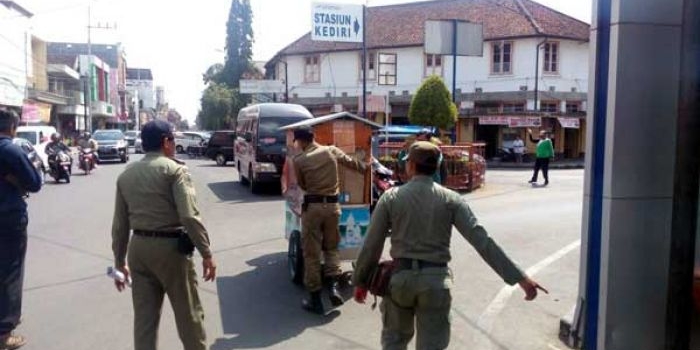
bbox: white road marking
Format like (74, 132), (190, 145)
(473, 239), (581, 349)
(548, 343), (564, 350)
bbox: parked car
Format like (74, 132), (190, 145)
(124, 131), (140, 147)
(16, 125), (57, 169)
(205, 130), (236, 166)
(12, 137), (44, 181)
(93, 129), (129, 163)
(174, 131), (209, 154)
(235, 103), (313, 193)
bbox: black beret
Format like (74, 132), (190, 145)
(141, 120), (173, 151)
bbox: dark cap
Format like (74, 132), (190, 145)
(402, 141), (440, 166)
(141, 120), (173, 151)
(293, 126), (314, 142)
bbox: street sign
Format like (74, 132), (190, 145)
(311, 3), (363, 43)
(425, 20), (483, 56)
(239, 80), (285, 94)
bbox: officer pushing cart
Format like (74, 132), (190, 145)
(280, 112), (381, 314)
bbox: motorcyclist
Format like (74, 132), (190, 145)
(77, 132), (98, 170)
(44, 133), (72, 171)
(77, 132), (98, 150)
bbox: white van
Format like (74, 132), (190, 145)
(16, 125), (57, 168)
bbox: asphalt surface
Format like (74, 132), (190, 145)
(18, 152), (583, 350)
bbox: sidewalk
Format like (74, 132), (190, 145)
(487, 159), (585, 170)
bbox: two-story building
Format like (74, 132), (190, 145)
(47, 42), (129, 130)
(0, 1), (32, 113)
(266, 0), (589, 159)
(126, 68), (156, 128)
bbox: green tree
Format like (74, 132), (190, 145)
(223, 0), (254, 89)
(203, 63), (224, 85)
(197, 82), (236, 130)
(408, 76), (458, 130)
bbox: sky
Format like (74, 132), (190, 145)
(15, 0), (592, 123)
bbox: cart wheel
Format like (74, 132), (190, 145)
(288, 231), (304, 285)
(339, 271), (353, 287)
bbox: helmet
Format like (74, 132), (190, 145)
(84, 132), (91, 139)
(50, 133), (61, 142)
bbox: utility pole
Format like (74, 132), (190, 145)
(86, 3), (92, 132)
(85, 2), (116, 132)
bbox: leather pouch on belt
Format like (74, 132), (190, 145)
(177, 233), (195, 256)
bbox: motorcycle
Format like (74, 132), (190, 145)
(371, 157), (399, 212)
(48, 150), (72, 183)
(78, 148), (96, 175)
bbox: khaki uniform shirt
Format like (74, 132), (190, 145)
(78, 138), (98, 149)
(111, 153), (212, 267)
(353, 176), (525, 287)
(293, 142), (365, 196)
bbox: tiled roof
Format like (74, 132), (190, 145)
(275, 0), (589, 57)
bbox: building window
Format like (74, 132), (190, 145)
(424, 54), (443, 77)
(566, 101), (581, 113)
(491, 42), (513, 74)
(474, 101), (500, 114)
(304, 55), (320, 83)
(544, 42), (559, 74)
(503, 102), (526, 113)
(378, 53), (397, 85)
(540, 101), (559, 113)
(359, 51), (377, 81)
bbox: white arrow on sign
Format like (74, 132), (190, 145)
(311, 3), (363, 43)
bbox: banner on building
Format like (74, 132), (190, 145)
(357, 95), (388, 113)
(508, 117), (541, 128)
(558, 117), (580, 129)
(21, 101), (51, 123)
(478, 116), (509, 125)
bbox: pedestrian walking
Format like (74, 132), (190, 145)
(512, 134), (525, 163)
(111, 120), (216, 350)
(352, 141), (547, 350)
(0, 109), (42, 350)
(527, 129), (555, 185)
(292, 126), (367, 314)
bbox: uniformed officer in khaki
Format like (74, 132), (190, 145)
(111, 120), (216, 350)
(352, 141), (547, 350)
(292, 126), (366, 314)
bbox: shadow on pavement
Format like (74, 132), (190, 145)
(207, 181), (282, 203)
(211, 253), (340, 350)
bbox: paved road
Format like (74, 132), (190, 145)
(19, 153), (583, 350)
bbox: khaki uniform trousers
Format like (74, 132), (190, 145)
(301, 202), (342, 292)
(381, 267), (453, 350)
(128, 235), (206, 350)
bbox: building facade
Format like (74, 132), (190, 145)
(0, 1), (32, 112)
(47, 42), (128, 130)
(266, 0), (589, 159)
(126, 68), (155, 129)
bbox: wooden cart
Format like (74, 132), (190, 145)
(279, 112), (382, 284)
(377, 142), (487, 192)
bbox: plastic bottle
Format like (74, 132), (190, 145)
(107, 267), (132, 287)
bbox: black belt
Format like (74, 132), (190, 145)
(133, 229), (183, 238)
(395, 258), (447, 270)
(303, 195), (339, 204)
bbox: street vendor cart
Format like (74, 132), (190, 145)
(279, 112), (382, 285)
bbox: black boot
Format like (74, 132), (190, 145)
(302, 291), (324, 315)
(326, 278), (344, 307)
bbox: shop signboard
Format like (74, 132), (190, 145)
(558, 117), (580, 129)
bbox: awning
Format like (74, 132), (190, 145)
(558, 117), (580, 129)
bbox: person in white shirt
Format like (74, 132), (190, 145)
(512, 135), (525, 163)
